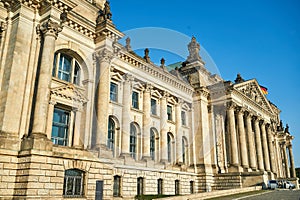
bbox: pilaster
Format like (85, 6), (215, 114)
(142, 83), (152, 160)
(160, 91), (169, 163)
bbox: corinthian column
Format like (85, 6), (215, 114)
(142, 83), (152, 160)
(266, 125), (276, 173)
(282, 143), (290, 178)
(260, 121), (270, 171)
(31, 19), (62, 137)
(121, 74), (134, 157)
(175, 98), (183, 165)
(288, 145), (296, 177)
(253, 117), (264, 171)
(227, 102), (239, 167)
(245, 112), (257, 170)
(160, 91), (169, 163)
(236, 107), (249, 169)
(94, 49), (114, 149)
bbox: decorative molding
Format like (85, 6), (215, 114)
(115, 48), (194, 96)
(37, 19), (63, 39)
(50, 84), (88, 104)
(93, 48), (114, 64)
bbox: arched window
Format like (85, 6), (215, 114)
(63, 169), (84, 197)
(107, 117), (115, 151)
(53, 52), (81, 84)
(150, 128), (155, 160)
(167, 133), (172, 162)
(130, 123), (137, 159)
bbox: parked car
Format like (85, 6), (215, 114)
(267, 180), (278, 189)
(285, 181), (296, 189)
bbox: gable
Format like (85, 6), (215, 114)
(233, 79), (273, 114)
(51, 84), (88, 106)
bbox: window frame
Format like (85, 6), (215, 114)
(130, 123), (137, 159)
(51, 107), (70, 146)
(158, 178), (163, 195)
(110, 82), (118, 102)
(63, 169), (84, 198)
(52, 52), (81, 85)
(107, 117), (115, 151)
(137, 177), (144, 196)
(167, 105), (173, 121)
(113, 175), (121, 197)
(175, 180), (180, 195)
(150, 129), (155, 160)
(181, 110), (187, 126)
(132, 91), (139, 109)
(151, 98), (157, 115)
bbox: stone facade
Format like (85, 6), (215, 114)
(0, 0), (298, 199)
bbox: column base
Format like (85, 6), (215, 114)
(120, 153), (135, 165)
(228, 165), (243, 173)
(97, 145), (113, 159)
(0, 131), (20, 150)
(21, 133), (53, 151)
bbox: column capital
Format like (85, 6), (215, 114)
(176, 97), (184, 106)
(252, 115), (262, 122)
(37, 19), (63, 39)
(93, 48), (114, 64)
(144, 83), (153, 93)
(123, 73), (134, 83)
(244, 110), (253, 118)
(161, 91), (169, 99)
(235, 106), (245, 114)
(226, 101), (236, 110)
(259, 119), (267, 126)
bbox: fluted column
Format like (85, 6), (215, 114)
(266, 125), (276, 173)
(94, 49), (114, 149)
(253, 117), (264, 171)
(31, 20), (62, 136)
(121, 74), (134, 156)
(245, 112), (257, 170)
(288, 145), (296, 177)
(160, 91), (169, 163)
(260, 121), (270, 171)
(142, 83), (152, 160)
(236, 107), (249, 169)
(175, 98), (183, 165)
(282, 143), (290, 178)
(227, 103), (239, 166)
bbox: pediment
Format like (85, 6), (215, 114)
(111, 71), (123, 82)
(151, 90), (162, 98)
(133, 82), (144, 90)
(233, 79), (273, 114)
(51, 84), (88, 104)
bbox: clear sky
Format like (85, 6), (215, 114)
(110, 0), (300, 167)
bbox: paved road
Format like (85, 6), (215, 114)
(237, 189), (300, 200)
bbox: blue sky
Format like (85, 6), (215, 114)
(110, 0), (300, 167)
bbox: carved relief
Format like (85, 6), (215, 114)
(37, 19), (63, 39)
(93, 49), (114, 64)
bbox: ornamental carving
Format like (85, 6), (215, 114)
(123, 73), (134, 83)
(0, 21), (6, 39)
(37, 19), (62, 39)
(144, 83), (153, 93)
(93, 49), (114, 64)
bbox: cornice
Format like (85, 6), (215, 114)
(114, 45), (194, 96)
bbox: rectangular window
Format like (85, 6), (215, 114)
(110, 82), (118, 102)
(158, 179), (163, 195)
(175, 180), (180, 195)
(167, 105), (172, 121)
(113, 176), (121, 197)
(151, 98), (157, 115)
(190, 181), (194, 194)
(63, 169), (84, 197)
(181, 111), (186, 125)
(132, 91), (139, 109)
(137, 177), (144, 195)
(52, 108), (70, 146)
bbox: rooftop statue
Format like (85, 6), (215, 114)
(187, 36), (202, 62)
(96, 0), (112, 24)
